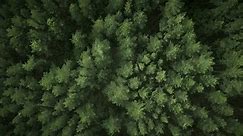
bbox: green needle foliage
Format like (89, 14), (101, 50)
(0, 0), (242, 135)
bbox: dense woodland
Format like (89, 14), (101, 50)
(0, 0), (242, 135)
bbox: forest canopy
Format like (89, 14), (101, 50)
(0, 0), (243, 135)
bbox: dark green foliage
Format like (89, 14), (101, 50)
(0, 0), (242, 135)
